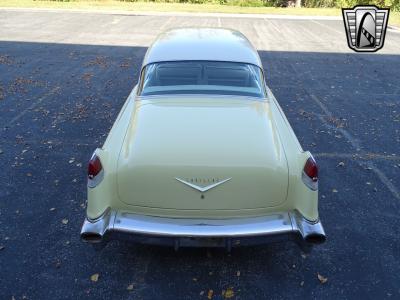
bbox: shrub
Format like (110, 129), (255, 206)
(44, 0), (400, 10)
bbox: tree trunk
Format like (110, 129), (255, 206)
(295, 0), (301, 7)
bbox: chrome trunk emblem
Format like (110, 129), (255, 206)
(175, 177), (232, 192)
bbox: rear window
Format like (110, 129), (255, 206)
(138, 61), (266, 98)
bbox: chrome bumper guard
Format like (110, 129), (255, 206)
(81, 210), (326, 250)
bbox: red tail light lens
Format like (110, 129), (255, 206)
(304, 157), (318, 182)
(88, 154), (102, 179)
(302, 156), (318, 190)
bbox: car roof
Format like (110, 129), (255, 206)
(142, 28), (262, 68)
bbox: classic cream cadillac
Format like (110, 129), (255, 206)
(81, 28), (326, 251)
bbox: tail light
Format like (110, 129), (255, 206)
(88, 153), (104, 188)
(302, 156), (318, 190)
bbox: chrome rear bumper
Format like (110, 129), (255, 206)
(80, 210), (326, 250)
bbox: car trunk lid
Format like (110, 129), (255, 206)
(116, 97), (288, 210)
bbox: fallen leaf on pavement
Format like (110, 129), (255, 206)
(332, 189), (338, 193)
(91, 273), (99, 282)
(62, 218), (69, 225)
(223, 287), (234, 298)
(127, 284), (134, 291)
(50, 207), (56, 211)
(317, 273), (328, 284)
(338, 162), (345, 167)
(236, 271), (240, 277)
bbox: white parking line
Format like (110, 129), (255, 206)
(315, 152), (400, 161)
(365, 163), (400, 200)
(310, 93), (400, 201)
(7, 86), (61, 127)
(160, 16), (175, 31)
(310, 19), (343, 35)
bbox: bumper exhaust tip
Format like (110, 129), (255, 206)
(80, 209), (112, 244)
(290, 212), (326, 245)
(81, 232), (103, 243)
(304, 233), (326, 244)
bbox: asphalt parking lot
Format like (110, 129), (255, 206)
(1, 9), (400, 300)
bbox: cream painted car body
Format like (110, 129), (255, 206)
(81, 28), (325, 250)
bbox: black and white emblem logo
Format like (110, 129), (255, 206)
(342, 5), (390, 52)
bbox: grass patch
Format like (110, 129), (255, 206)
(0, 0), (399, 26)
(390, 12), (400, 27)
(0, 0), (342, 15)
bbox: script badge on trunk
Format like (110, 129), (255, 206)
(175, 177), (232, 193)
(342, 5), (390, 52)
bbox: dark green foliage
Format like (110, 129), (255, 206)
(315, 0), (399, 10)
(43, 0), (400, 11)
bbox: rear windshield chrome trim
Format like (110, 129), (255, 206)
(137, 60), (267, 98)
(136, 94), (269, 102)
